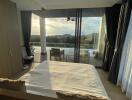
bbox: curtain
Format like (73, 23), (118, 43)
(108, 0), (132, 84)
(21, 11), (32, 56)
(74, 9), (82, 63)
(117, 10), (132, 99)
(102, 5), (121, 71)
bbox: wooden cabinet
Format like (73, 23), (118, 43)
(0, 0), (22, 78)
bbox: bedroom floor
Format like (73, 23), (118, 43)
(97, 69), (130, 100)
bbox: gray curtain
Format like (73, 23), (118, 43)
(74, 9), (82, 63)
(103, 5), (121, 71)
(21, 11), (32, 56)
(108, 0), (132, 84)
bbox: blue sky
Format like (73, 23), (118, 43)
(31, 14), (101, 36)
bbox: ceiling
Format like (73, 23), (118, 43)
(10, 0), (120, 10)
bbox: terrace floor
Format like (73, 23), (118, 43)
(33, 46), (103, 67)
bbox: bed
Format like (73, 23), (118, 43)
(20, 61), (110, 100)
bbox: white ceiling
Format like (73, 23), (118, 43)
(11, 0), (119, 10)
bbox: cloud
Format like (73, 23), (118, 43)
(31, 14), (40, 35)
(31, 13), (101, 36)
(81, 17), (101, 35)
(45, 18), (75, 36)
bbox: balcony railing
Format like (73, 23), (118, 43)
(30, 42), (97, 49)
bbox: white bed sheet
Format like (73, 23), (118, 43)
(20, 61), (109, 99)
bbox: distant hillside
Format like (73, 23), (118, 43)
(31, 33), (98, 43)
(30, 35), (40, 42)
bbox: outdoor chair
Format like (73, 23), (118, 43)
(50, 48), (64, 61)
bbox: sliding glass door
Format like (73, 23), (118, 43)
(80, 17), (102, 65)
(44, 9), (103, 64)
(30, 9), (103, 65)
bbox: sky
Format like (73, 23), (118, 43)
(31, 13), (101, 36)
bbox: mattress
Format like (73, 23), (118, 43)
(20, 61), (110, 100)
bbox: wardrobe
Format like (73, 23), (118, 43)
(0, 0), (22, 78)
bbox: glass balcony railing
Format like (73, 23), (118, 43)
(30, 42), (97, 49)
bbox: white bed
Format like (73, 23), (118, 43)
(20, 61), (110, 100)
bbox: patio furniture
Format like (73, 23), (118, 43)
(50, 48), (64, 61)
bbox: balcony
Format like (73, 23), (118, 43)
(31, 42), (102, 67)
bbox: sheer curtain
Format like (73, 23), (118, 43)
(117, 10), (132, 99)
